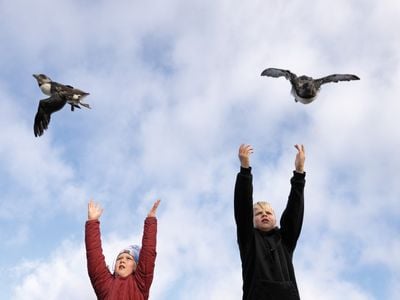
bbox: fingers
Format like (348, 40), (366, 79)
(294, 144), (305, 154)
(239, 144), (254, 155)
(88, 199), (99, 210)
(88, 199), (95, 211)
(239, 144), (253, 168)
(152, 199), (161, 212)
(88, 199), (103, 220)
(294, 144), (305, 173)
(148, 199), (161, 218)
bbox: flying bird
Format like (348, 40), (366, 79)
(261, 68), (360, 104)
(32, 74), (91, 137)
(33, 74), (91, 111)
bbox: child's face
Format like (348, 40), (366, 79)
(115, 252), (137, 277)
(253, 202), (276, 232)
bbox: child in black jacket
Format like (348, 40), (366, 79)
(234, 144), (306, 300)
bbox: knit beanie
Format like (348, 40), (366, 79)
(117, 245), (141, 263)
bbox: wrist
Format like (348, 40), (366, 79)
(240, 161), (250, 169)
(87, 218), (99, 223)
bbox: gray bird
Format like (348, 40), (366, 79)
(33, 93), (68, 137)
(261, 68), (360, 104)
(33, 74), (91, 111)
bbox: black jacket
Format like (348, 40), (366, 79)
(234, 167), (305, 300)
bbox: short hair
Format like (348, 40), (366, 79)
(253, 201), (274, 211)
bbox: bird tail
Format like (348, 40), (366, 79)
(80, 103), (91, 109)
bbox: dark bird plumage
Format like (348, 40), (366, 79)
(32, 74), (91, 137)
(261, 68), (360, 104)
(33, 93), (68, 137)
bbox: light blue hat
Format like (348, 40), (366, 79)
(118, 245), (141, 263)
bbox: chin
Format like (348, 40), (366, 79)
(117, 271), (131, 278)
(260, 224), (275, 232)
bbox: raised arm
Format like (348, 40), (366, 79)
(234, 144), (255, 251)
(85, 200), (113, 299)
(135, 199), (160, 299)
(280, 145), (306, 252)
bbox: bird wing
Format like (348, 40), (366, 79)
(261, 68), (297, 81)
(49, 81), (68, 94)
(33, 94), (67, 137)
(316, 74), (360, 85)
(71, 87), (90, 96)
(53, 81), (90, 97)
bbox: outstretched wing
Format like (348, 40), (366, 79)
(33, 94), (67, 137)
(316, 74), (360, 86)
(261, 68), (297, 81)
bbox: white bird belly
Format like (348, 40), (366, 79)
(40, 83), (52, 96)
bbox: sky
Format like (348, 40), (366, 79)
(0, 0), (399, 299)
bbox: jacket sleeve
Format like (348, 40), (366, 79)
(85, 220), (113, 299)
(134, 217), (157, 300)
(280, 171), (306, 253)
(234, 167), (254, 254)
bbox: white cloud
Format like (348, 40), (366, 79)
(11, 240), (93, 300)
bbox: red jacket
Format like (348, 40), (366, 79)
(85, 217), (157, 300)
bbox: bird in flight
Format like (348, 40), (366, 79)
(33, 74), (90, 110)
(32, 74), (91, 137)
(261, 68), (359, 104)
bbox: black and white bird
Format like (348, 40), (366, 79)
(32, 74), (91, 137)
(261, 68), (360, 104)
(33, 74), (90, 111)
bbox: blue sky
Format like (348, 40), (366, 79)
(0, 0), (399, 299)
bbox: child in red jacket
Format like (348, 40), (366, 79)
(85, 199), (160, 300)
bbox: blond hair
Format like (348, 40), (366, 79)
(253, 201), (274, 212)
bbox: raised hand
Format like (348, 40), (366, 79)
(147, 199), (161, 218)
(294, 144), (305, 173)
(238, 144), (253, 169)
(88, 199), (103, 221)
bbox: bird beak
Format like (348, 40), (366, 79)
(33, 74), (39, 79)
